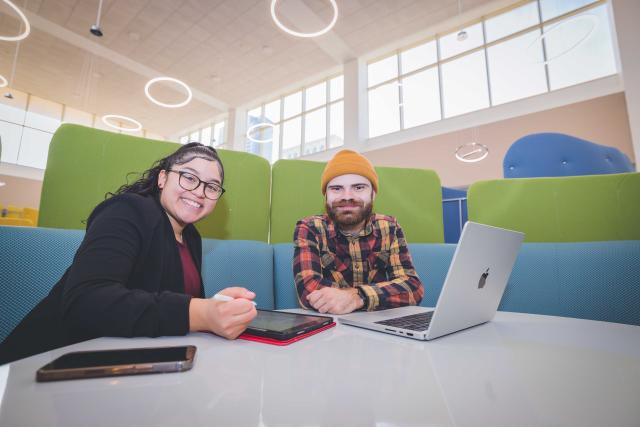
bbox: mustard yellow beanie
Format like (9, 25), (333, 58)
(321, 150), (378, 194)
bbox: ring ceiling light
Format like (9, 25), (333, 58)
(527, 14), (597, 65)
(101, 114), (143, 132)
(246, 123), (276, 144)
(270, 0), (338, 38)
(0, 75), (7, 88)
(455, 142), (489, 163)
(144, 77), (193, 108)
(0, 0), (31, 42)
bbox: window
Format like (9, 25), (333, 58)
(401, 68), (441, 128)
(201, 127), (212, 146)
(401, 41), (437, 74)
(367, 0), (617, 138)
(245, 75), (344, 162)
(485, 2), (540, 42)
(487, 30), (547, 105)
(544, 4), (616, 90)
(189, 131), (200, 143)
(213, 122), (226, 147)
(439, 23), (484, 60)
(539, 0), (598, 21)
(369, 81), (400, 138)
(442, 51), (490, 118)
(368, 56), (398, 87)
(178, 119), (227, 148)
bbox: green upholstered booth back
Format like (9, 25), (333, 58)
(467, 172), (640, 242)
(270, 159), (444, 244)
(39, 124), (270, 241)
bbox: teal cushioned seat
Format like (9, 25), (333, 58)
(0, 226), (84, 342)
(201, 239), (274, 309)
(502, 241), (640, 325)
(273, 244), (297, 309)
(0, 227), (276, 342)
(274, 240), (640, 325)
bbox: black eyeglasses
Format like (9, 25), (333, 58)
(167, 170), (225, 200)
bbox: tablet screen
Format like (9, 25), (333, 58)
(246, 310), (332, 339)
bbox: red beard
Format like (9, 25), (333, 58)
(326, 199), (373, 227)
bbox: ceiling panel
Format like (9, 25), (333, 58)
(0, 0), (497, 137)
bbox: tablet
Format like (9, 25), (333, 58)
(244, 310), (333, 340)
(240, 322), (336, 346)
(36, 345), (196, 382)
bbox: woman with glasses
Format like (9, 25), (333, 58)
(0, 143), (257, 364)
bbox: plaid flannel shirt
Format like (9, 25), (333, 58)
(293, 213), (424, 311)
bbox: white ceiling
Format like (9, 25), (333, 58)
(0, 0), (496, 137)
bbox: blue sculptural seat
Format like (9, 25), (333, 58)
(504, 133), (634, 178)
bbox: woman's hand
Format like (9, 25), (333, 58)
(189, 287), (257, 339)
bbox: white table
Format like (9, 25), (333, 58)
(1, 311), (639, 427)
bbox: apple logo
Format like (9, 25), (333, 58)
(478, 268), (490, 289)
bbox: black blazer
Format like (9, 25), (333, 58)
(0, 193), (203, 364)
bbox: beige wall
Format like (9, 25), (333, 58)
(364, 92), (635, 187)
(0, 175), (42, 209)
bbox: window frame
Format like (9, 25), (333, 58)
(366, 0), (611, 138)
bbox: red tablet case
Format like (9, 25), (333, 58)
(238, 322), (336, 346)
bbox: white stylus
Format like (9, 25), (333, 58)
(212, 293), (257, 306)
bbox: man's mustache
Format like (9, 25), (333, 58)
(332, 200), (364, 208)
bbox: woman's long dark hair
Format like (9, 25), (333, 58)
(108, 142), (224, 198)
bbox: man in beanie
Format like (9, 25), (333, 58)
(293, 149), (424, 314)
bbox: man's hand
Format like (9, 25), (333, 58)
(189, 287), (257, 339)
(307, 287), (364, 314)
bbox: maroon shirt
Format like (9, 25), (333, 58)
(177, 240), (201, 297)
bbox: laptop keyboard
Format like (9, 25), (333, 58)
(375, 311), (434, 332)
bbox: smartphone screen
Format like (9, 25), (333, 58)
(36, 345), (196, 382)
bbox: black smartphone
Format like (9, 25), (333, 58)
(244, 309), (333, 340)
(36, 345), (196, 382)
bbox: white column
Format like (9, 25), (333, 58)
(343, 58), (368, 152)
(226, 107), (247, 152)
(611, 0), (640, 168)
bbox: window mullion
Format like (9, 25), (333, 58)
(481, 19), (493, 107)
(397, 53), (405, 131)
(436, 37), (445, 120)
(537, 0), (551, 92)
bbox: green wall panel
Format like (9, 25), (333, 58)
(270, 159), (444, 244)
(467, 173), (640, 242)
(39, 124), (270, 241)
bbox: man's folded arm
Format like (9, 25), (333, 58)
(293, 221), (338, 309)
(359, 224), (424, 311)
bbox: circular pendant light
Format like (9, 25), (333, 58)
(455, 142), (489, 163)
(527, 14), (598, 65)
(270, 0), (338, 38)
(0, 0), (31, 42)
(144, 77), (193, 108)
(246, 123), (276, 144)
(101, 114), (143, 132)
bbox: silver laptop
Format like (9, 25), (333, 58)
(338, 221), (524, 340)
